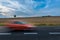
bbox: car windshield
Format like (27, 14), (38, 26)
(14, 21), (27, 24)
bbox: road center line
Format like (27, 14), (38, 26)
(0, 33), (11, 35)
(49, 32), (60, 34)
(24, 32), (38, 34)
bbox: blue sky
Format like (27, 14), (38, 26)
(0, 0), (60, 18)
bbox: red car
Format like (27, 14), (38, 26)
(0, 21), (36, 32)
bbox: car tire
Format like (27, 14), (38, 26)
(0, 26), (12, 32)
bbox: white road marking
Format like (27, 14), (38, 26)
(24, 32), (38, 34)
(49, 32), (60, 34)
(0, 33), (11, 35)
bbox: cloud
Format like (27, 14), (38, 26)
(0, 0), (37, 17)
(0, 4), (15, 16)
(0, 0), (60, 18)
(37, 8), (60, 16)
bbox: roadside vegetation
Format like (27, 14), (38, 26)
(0, 23), (60, 26)
(29, 22), (60, 26)
(35, 24), (60, 26)
(0, 16), (60, 27)
(0, 23), (5, 26)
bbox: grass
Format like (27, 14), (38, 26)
(29, 22), (60, 26)
(0, 22), (60, 26)
(35, 24), (60, 26)
(0, 16), (60, 27)
(0, 23), (5, 26)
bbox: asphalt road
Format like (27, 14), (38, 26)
(0, 26), (60, 40)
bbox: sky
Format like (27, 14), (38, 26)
(0, 0), (60, 18)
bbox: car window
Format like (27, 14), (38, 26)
(14, 21), (23, 24)
(13, 21), (28, 24)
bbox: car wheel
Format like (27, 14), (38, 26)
(0, 26), (12, 32)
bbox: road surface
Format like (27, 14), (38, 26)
(0, 26), (60, 40)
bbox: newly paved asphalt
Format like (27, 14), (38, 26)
(0, 26), (60, 40)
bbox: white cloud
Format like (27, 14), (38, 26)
(4, 0), (34, 14)
(0, 4), (15, 16)
(0, 0), (52, 18)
